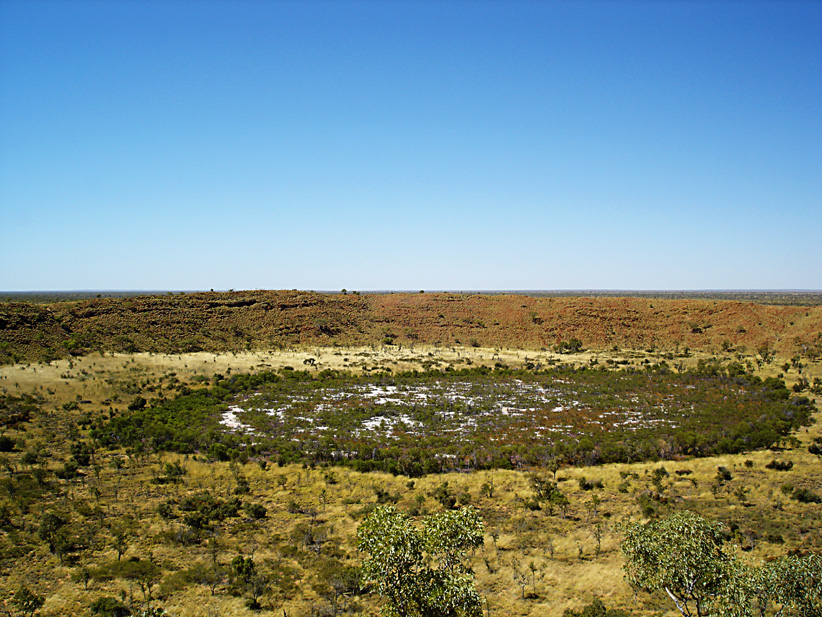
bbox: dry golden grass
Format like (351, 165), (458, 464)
(3, 344), (819, 406)
(0, 346), (820, 616)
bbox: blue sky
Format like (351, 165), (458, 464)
(1, 1), (820, 292)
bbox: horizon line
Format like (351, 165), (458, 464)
(3, 289), (822, 295)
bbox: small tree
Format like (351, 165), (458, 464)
(38, 511), (66, 553)
(528, 475), (568, 516)
(110, 558), (161, 608)
(112, 526), (131, 561)
(546, 458), (560, 481)
(230, 555), (269, 609)
(549, 489), (570, 518)
(757, 343), (774, 365)
(190, 560), (225, 596)
(621, 511), (733, 617)
(357, 505), (484, 617)
(754, 554), (822, 617)
(622, 511), (822, 617)
(702, 553), (822, 617)
(592, 522), (604, 557)
(511, 559), (529, 600)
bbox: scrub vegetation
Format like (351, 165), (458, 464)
(0, 292), (821, 616)
(91, 364), (814, 476)
(3, 290), (822, 366)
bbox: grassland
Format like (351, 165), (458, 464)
(1, 293), (821, 616)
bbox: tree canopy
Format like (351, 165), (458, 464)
(357, 505), (484, 617)
(621, 511), (822, 617)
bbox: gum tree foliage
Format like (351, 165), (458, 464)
(357, 505), (484, 617)
(621, 511), (822, 617)
(621, 511), (735, 617)
(735, 554), (822, 617)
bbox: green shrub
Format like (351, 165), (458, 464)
(13, 585), (45, 617)
(766, 460), (793, 471)
(0, 435), (15, 452)
(563, 597), (628, 617)
(617, 481), (630, 493)
(157, 501), (175, 520)
(55, 460), (80, 480)
(245, 502), (267, 519)
(793, 487), (822, 504)
(90, 596), (131, 617)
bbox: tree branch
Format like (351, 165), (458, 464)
(665, 587), (691, 617)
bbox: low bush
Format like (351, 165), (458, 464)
(563, 597), (629, 617)
(579, 477), (604, 491)
(90, 596), (131, 617)
(792, 487), (822, 504)
(765, 460), (794, 471)
(245, 502), (267, 519)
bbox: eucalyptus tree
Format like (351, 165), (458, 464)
(621, 510), (736, 617)
(621, 511), (822, 617)
(357, 505), (484, 617)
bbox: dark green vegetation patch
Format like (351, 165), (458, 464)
(90, 364), (815, 475)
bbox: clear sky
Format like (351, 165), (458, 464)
(1, 1), (820, 292)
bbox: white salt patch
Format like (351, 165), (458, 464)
(220, 405), (255, 434)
